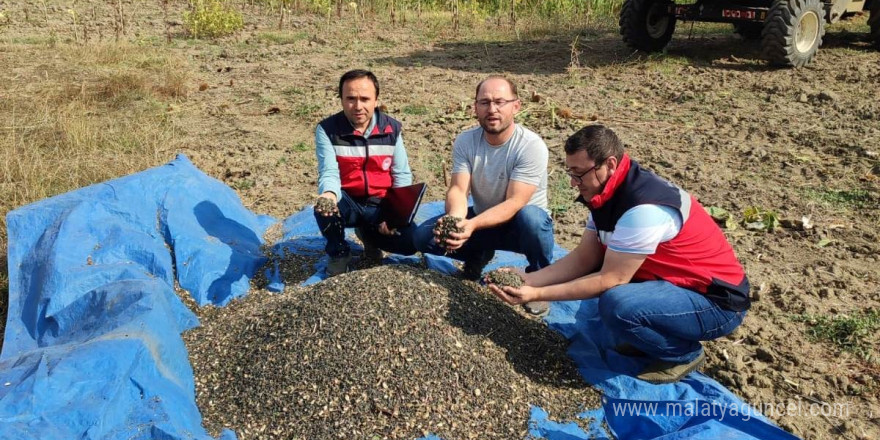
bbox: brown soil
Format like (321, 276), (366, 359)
(2, 2), (879, 439)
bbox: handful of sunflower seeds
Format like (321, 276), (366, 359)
(435, 215), (463, 251)
(485, 269), (524, 288)
(314, 196), (338, 216)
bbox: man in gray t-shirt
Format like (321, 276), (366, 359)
(414, 76), (555, 314)
(453, 124), (549, 216)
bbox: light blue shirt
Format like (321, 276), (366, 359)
(587, 204), (682, 254)
(315, 113), (412, 199)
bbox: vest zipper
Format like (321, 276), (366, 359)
(362, 137), (370, 197)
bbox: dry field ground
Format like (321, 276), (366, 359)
(1, 1), (879, 439)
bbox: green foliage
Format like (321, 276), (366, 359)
(293, 103), (321, 117)
(291, 141), (310, 152)
(548, 169), (576, 218)
(792, 309), (880, 361)
(282, 86), (305, 97)
(807, 188), (876, 209)
(257, 31), (309, 45)
(234, 179), (255, 190)
(402, 104), (430, 115)
(706, 206), (737, 230)
(183, 0), (244, 39)
(743, 206), (779, 232)
(253, 0), (624, 23)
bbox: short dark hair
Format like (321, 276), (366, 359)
(564, 124), (625, 162)
(338, 69), (379, 98)
(474, 75), (518, 100)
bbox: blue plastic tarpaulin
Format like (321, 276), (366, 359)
(1, 155), (798, 439)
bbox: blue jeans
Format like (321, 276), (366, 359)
(598, 280), (746, 363)
(413, 205), (554, 272)
(314, 192), (417, 258)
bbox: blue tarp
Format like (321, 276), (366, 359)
(0, 155), (798, 439)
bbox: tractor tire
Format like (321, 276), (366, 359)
(869, 0), (880, 49)
(761, 0), (826, 67)
(620, 0), (677, 52)
(733, 22), (764, 40)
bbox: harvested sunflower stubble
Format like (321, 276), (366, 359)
(435, 215), (463, 253)
(485, 269), (524, 288)
(185, 265), (600, 440)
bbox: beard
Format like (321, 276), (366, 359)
(478, 116), (511, 135)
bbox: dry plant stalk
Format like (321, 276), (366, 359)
(390, 0), (395, 24)
(278, 3), (285, 30)
(114, 0), (126, 41)
(161, 0), (172, 43)
(568, 35), (581, 72)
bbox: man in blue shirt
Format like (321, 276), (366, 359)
(314, 70), (417, 276)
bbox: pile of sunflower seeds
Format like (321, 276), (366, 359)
(185, 265), (599, 439)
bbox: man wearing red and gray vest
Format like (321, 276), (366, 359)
(314, 70), (417, 276)
(488, 124), (749, 384)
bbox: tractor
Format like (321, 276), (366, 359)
(619, 0), (880, 67)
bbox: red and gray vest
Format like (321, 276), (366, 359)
(583, 154), (751, 311)
(318, 111), (401, 199)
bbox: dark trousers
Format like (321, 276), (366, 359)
(313, 192), (417, 258)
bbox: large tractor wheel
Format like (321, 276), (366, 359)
(620, 0), (677, 52)
(761, 0), (826, 67)
(733, 22), (764, 40)
(870, 0), (880, 49)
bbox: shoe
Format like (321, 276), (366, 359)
(355, 227), (383, 261)
(637, 351), (706, 384)
(523, 301), (550, 317)
(461, 250), (495, 281)
(326, 255), (351, 276)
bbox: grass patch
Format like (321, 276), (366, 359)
(1, 43), (189, 248)
(293, 103), (321, 117)
(644, 53), (691, 75)
(0, 35), (59, 45)
(282, 86), (305, 97)
(256, 31), (309, 45)
(792, 309), (880, 361)
(402, 104), (431, 116)
(233, 179), (255, 190)
(548, 168), (576, 219)
(806, 188), (876, 209)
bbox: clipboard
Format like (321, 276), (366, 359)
(380, 182), (427, 229)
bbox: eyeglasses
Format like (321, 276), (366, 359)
(475, 98), (519, 110)
(567, 160), (604, 185)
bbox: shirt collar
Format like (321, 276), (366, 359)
(351, 113), (378, 137)
(575, 153), (631, 209)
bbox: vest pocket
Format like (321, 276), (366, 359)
(706, 277), (751, 312)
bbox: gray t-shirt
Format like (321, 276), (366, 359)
(452, 124), (549, 215)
